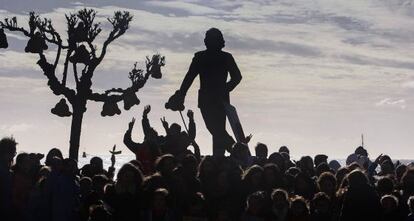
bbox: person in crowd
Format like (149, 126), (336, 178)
(0, 137), (17, 220)
(340, 169), (381, 221)
(241, 191), (266, 221)
(269, 189), (290, 221)
(124, 105), (162, 175)
(288, 196), (310, 221)
(252, 143), (268, 167)
(310, 192), (332, 221)
(380, 194), (404, 221)
(160, 109), (196, 159)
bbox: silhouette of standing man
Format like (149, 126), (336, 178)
(166, 28), (242, 156)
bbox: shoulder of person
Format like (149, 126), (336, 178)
(194, 50), (206, 57)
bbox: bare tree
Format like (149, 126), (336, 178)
(0, 8), (165, 160)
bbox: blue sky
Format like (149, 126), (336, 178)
(1, 0), (414, 159)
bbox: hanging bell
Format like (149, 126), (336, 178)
(149, 64), (162, 79)
(69, 45), (90, 64)
(123, 89), (140, 110)
(101, 99), (121, 117)
(25, 32), (48, 53)
(51, 98), (72, 117)
(0, 28), (8, 49)
(73, 22), (88, 43)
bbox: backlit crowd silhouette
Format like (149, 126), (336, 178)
(1, 106), (414, 221)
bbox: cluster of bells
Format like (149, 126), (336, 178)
(101, 89), (140, 117)
(50, 90), (141, 118)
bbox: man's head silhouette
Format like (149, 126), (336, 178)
(204, 28), (225, 51)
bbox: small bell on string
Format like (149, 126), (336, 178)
(0, 28), (8, 49)
(73, 22), (88, 43)
(101, 99), (121, 117)
(51, 98), (72, 117)
(69, 45), (90, 64)
(149, 64), (162, 79)
(25, 32), (48, 53)
(123, 89), (140, 110)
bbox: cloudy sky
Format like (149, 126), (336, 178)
(1, 0), (414, 160)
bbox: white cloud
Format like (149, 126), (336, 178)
(376, 98), (407, 109)
(0, 123), (34, 133)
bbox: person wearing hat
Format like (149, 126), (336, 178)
(166, 28), (242, 156)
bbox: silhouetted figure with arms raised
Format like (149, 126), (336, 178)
(166, 28), (242, 156)
(124, 105), (161, 175)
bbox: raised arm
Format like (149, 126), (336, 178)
(225, 54), (242, 92)
(141, 105), (155, 137)
(123, 117), (143, 153)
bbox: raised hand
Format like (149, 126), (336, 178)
(143, 105), (151, 116)
(128, 117), (135, 129)
(187, 109), (194, 119)
(160, 116), (169, 130)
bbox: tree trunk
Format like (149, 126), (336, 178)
(69, 108), (84, 161)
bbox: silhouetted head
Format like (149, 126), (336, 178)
(204, 28), (225, 51)
(354, 146), (368, 157)
(90, 156), (104, 173)
(381, 194), (399, 213)
(155, 154), (176, 176)
(263, 163), (282, 188)
(328, 160), (341, 172)
(271, 189), (290, 209)
(316, 163), (331, 177)
(290, 196), (309, 217)
(0, 137), (17, 168)
(317, 172), (337, 197)
(45, 148), (63, 166)
(255, 143), (268, 159)
(168, 123), (181, 136)
(242, 165), (264, 188)
(278, 146), (290, 155)
(63, 158), (78, 176)
(311, 192), (331, 214)
(245, 191), (265, 215)
(13, 152), (30, 174)
(346, 169), (368, 188)
(117, 163), (144, 187)
(376, 176), (394, 196)
(314, 154), (328, 167)
(380, 160), (395, 175)
(396, 164), (407, 182)
(402, 168), (414, 192)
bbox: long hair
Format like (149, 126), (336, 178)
(204, 28), (225, 51)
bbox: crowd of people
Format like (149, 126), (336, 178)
(1, 107), (414, 221)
